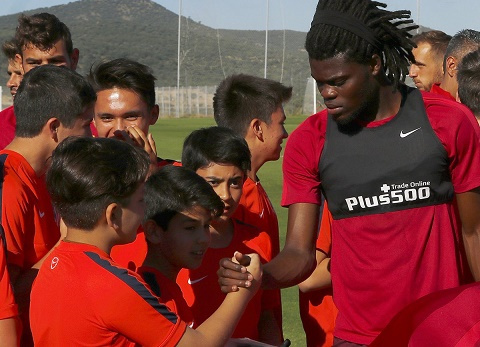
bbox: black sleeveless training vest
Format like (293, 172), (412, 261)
(319, 87), (454, 220)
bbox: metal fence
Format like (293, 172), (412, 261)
(155, 86), (216, 118)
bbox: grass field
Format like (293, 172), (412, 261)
(150, 114), (309, 346)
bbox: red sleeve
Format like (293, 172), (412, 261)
(281, 112), (327, 207)
(316, 202), (333, 255)
(424, 96), (480, 193)
(0, 236), (18, 320)
(2, 175), (29, 268)
(98, 268), (187, 347)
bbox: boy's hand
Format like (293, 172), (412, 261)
(217, 252), (255, 293)
(242, 253), (262, 293)
(113, 126), (158, 171)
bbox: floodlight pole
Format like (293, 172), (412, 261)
(264, 0), (269, 78)
(176, 0), (182, 118)
(416, 0), (420, 33)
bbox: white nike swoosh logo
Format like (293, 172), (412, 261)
(39, 211), (45, 218)
(187, 275), (208, 285)
(400, 127), (421, 138)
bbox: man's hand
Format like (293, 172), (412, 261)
(217, 252), (254, 293)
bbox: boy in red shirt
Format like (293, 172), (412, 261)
(137, 165), (223, 325)
(1, 64), (96, 344)
(30, 136), (262, 347)
(88, 58), (180, 269)
(213, 74), (292, 333)
(177, 126), (282, 345)
(0, 234), (18, 347)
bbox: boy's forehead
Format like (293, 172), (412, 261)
(196, 162), (246, 176)
(177, 206), (212, 222)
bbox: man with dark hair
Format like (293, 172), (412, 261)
(409, 30), (451, 91)
(0, 65), (95, 345)
(2, 39), (23, 98)
(457, 48), (480, 125)
(432, 29), (480, 100)
(88, 58), (178, 270)
(213, 74), (291, 335)
(0, 39), (23, 150)
(15, 13), (79, 73)
(219, 1), (480, 345)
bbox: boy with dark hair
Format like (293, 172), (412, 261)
(2, 12), (80, 150)
(15, 12), (79, 73)
(0, 38), (22, 150)
(178, 126), (282, 345)
(137, 165), (224, 325)
(219, 0), (480, 345)
(88, 58), (178, 269)
(213, 74), (291, 256)
(457, 48), (480, 124)
(30, 136), (262, 346)
(1, 64), (95, 344)
(213, 74), (291, 334)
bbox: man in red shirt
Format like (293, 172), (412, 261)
(219, 1), (480, 345)
(0, 39), (22, 150)
(1, 65), (96, 345)
(457, 48), (480, 125)
(431, 29), (480, 100)
(409, 30), (451, 92)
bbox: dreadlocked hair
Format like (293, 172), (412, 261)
(306, 0), (418, 89)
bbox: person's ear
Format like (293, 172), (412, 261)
(46, 118), (61, 141)
(149, 105), (159, 126)
(143, 219), (163, 244)
(370, 54), (382, 76)
(70, 48), (80, 71)
(445, 56), (457, 77)
(106, 203), (121, 231)
(250, 118), (263, 141)
(15, 53), (24, 73)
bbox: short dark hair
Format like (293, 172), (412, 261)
(213, 74), (292, 136)
(1, 38), (19, 60)
(443, 29), (480, 71)
(458, 48), (480, 116)
(47, 137), (150, 230)
(144, 165), (224, 230)
(411, 30), (451, 63)
(88, 58), (157, 109)
(14, 65), (96, 137)
(305, 0), (417, 89)
(15, 13), (74, 54)
(182, 126), (251, 174)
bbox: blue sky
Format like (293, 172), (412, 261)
(0, 0), (476, 36)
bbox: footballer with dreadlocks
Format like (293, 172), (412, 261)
(218, 0), (480, 345)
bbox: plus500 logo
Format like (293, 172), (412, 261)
(345, 183), (431, 211)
